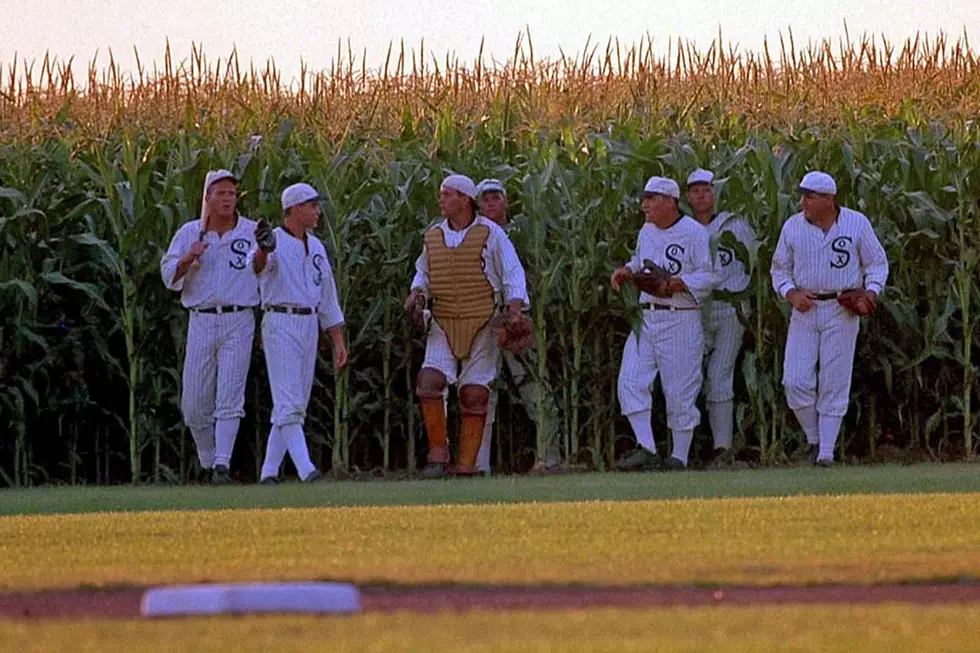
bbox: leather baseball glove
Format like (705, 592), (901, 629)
(255, 219), (277, 253)
(837, 289), (877, 316)
(491, 313), (535, 353)
(633, 259), (673, 297)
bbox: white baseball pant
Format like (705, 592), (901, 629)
(702, 302), (744, 449)
(422, 321), (500, 388)
(259, 311), (319, 481)
(181, 309), (255, 469)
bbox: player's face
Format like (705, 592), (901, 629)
(439, 188), (469, 219)
(800, 190), (835, 220)
(641, 194), (673, 222)
(293, 201), (321, 229)
(686, 183), (714, 216)
(206, 180), (238, 218)
(478, 191), (507, 224)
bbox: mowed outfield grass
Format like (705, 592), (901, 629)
(1, 491), (979, 591)
(3, 606), (980, 652)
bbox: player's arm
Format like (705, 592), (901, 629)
(493, 229), (530, 314)
(858, 218), (889, 298)
(161, 226), (200, 289)
(405, 245), (430, 309)
(248, 220), (277, 275)
(672, 229), (714, 303)
(611, 232), (641, 291)
(770, 223), (797, 299)
(316, 251), (348, 370)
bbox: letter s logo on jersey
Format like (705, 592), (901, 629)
(664, 244), (685, 275)
(830, 236), (853, 269)
(229, 238), (250, 270)
(311, 253), (324, 286)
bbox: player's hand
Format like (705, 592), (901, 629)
(185, 240), (208, 263)
(787, 289), (816, 313)
(404, 289), (425, 312)
(333, 343), (349, 371)
(610, 267), (632, 292)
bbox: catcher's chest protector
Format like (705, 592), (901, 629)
(425, 224), (495, 360)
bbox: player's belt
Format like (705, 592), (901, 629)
(639, 302), (699, 311)
(811, 292), (840, 300)
(191, 305), (252, 314)
(264, 305), (314, 315)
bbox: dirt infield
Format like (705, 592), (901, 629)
(3, 582), (980, 619)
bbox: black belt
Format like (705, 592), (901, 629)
(264, 305), (314, 315)
(639, 302), (699, 312)
(191, 305), (252, 314)
(811, 292), (840, 300)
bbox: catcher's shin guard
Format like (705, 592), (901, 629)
(456, 385), (490, 475)
(421, 398), (449, 464)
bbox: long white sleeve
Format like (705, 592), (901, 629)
(317, 254), (345, 331)
(770, 222), (796, 298)
(410, 246), (429, 294)
(858, 219), (889, 294)
(160, 224), (195, 291)
(493, 231), (530, 306)
(677, 227), (715, 304)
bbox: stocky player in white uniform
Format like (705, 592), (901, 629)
(248, 182), (348, 484)
(686, 169), (757, 463)
(612, 176), (715, 471)
(771, 171), (888, 466)
(405, 174), (529, 478)
(160, 169), (259, 485)
(474, 178), (561, 475)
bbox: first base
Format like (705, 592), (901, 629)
(140, 582), (361, 617)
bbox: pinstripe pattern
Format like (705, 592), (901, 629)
(161, 217), (260, 470)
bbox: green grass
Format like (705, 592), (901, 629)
(3, 605), (980, 652)
(2, 493), (979, 591)
(4, 463), (980, 516)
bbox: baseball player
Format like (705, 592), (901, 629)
(160, 169), (259, 485)
(612, 176), (715, 471)
(686, 169), (757, 463)
(249, 182), (348, 484)
(771, 171), (889, 466)
(405, 174), (530, 478)
(474, 178), (561, 474)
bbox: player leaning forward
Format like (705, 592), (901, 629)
(405, 174), (530, 478)
(771, 171), (888, 466)
(613, 177), (715, 471)
(249, 183), (348, 484)
(160, 169), (259, 484)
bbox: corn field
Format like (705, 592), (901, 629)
(1, 31), (979, 485)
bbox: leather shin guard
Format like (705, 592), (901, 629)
(421, 398), (449, 463)
(456, 413), (487, 474)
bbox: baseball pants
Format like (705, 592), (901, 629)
(702, 303), (744, 449)
(181, 309), (255, 469)
(260, 311), (319, 481)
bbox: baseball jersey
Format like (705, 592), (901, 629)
(770, 207), (889, 298)
(411, 216), (530, 307)
(160, 217), (260, 308)
(248, 227), (344, 331)
(705, 212), (754, 294)
(626, 216), (714, 308)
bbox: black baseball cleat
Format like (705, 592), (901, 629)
(303, 470), (323, 483)
(259, 476), (279, 485)
(211, 465), (233, 485)
(663, 456), (687, 471)
(711, 448), (735, 467)
(422, 462), (448, 479)
(615, 448), (663, 472)
(814, 458), (835, 468)
(191, 466), (212, 485)
(806, 445), (819, 465)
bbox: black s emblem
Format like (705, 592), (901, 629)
(664, 244), (685, 275)
(311, 253), (324, 286)
(830, 236), (852, 269)
(229, 238), (250, 270)
(718, 247), (733, 267)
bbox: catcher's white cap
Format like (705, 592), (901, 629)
(205, 169), (237, 191)
(281, 182), (323, 211)
(686, 168), (714, 186)
(643, 176), (680, 199)
(476, 178), (506, 198)
(441, 174), (478, 199)
(799, 171), (837, 195)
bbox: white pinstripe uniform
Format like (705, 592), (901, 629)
(411, 216), (529, 388)
(771, 190), (889, 462)
(618, 212), (715, 465)
(248, 226), (344, 482)
(702, 210), (756, 450)
(160, 216), (259, 471)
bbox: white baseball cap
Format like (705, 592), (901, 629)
(281, 182), (323, 211)
(686, 168), (714, 186)
(643, 176), (680, 199)
(799, 171), (837, 195)
(476, 178), (506, 198)
(441, 174), (478, 199)
(205, 169), (237, 191)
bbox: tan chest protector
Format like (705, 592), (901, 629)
(424, 223), (496, 360)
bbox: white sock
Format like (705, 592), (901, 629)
(190, 427), (216, 469)
(628, 411), (657, 453)
(671, 430), (693, 465)
(260, 426), (287, 480)
(214, 419), (240, 468)
(281, 423), (316, 479)
(818, 414), (842, 461)
(708, 400), (734, 450)
(794, 406), (819, 445)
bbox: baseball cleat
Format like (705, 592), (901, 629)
(303, 470), (323, 483)
(711, 448), (735, 467)
(259, 476), (279, 485)
(805, 445), (819, 464)
(814, 458), (835, 468)
(615, 448), (663, 472)
(663, 456), (687, 471)
(211, 465), (233, 485)
(421, 462), (448, 479)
